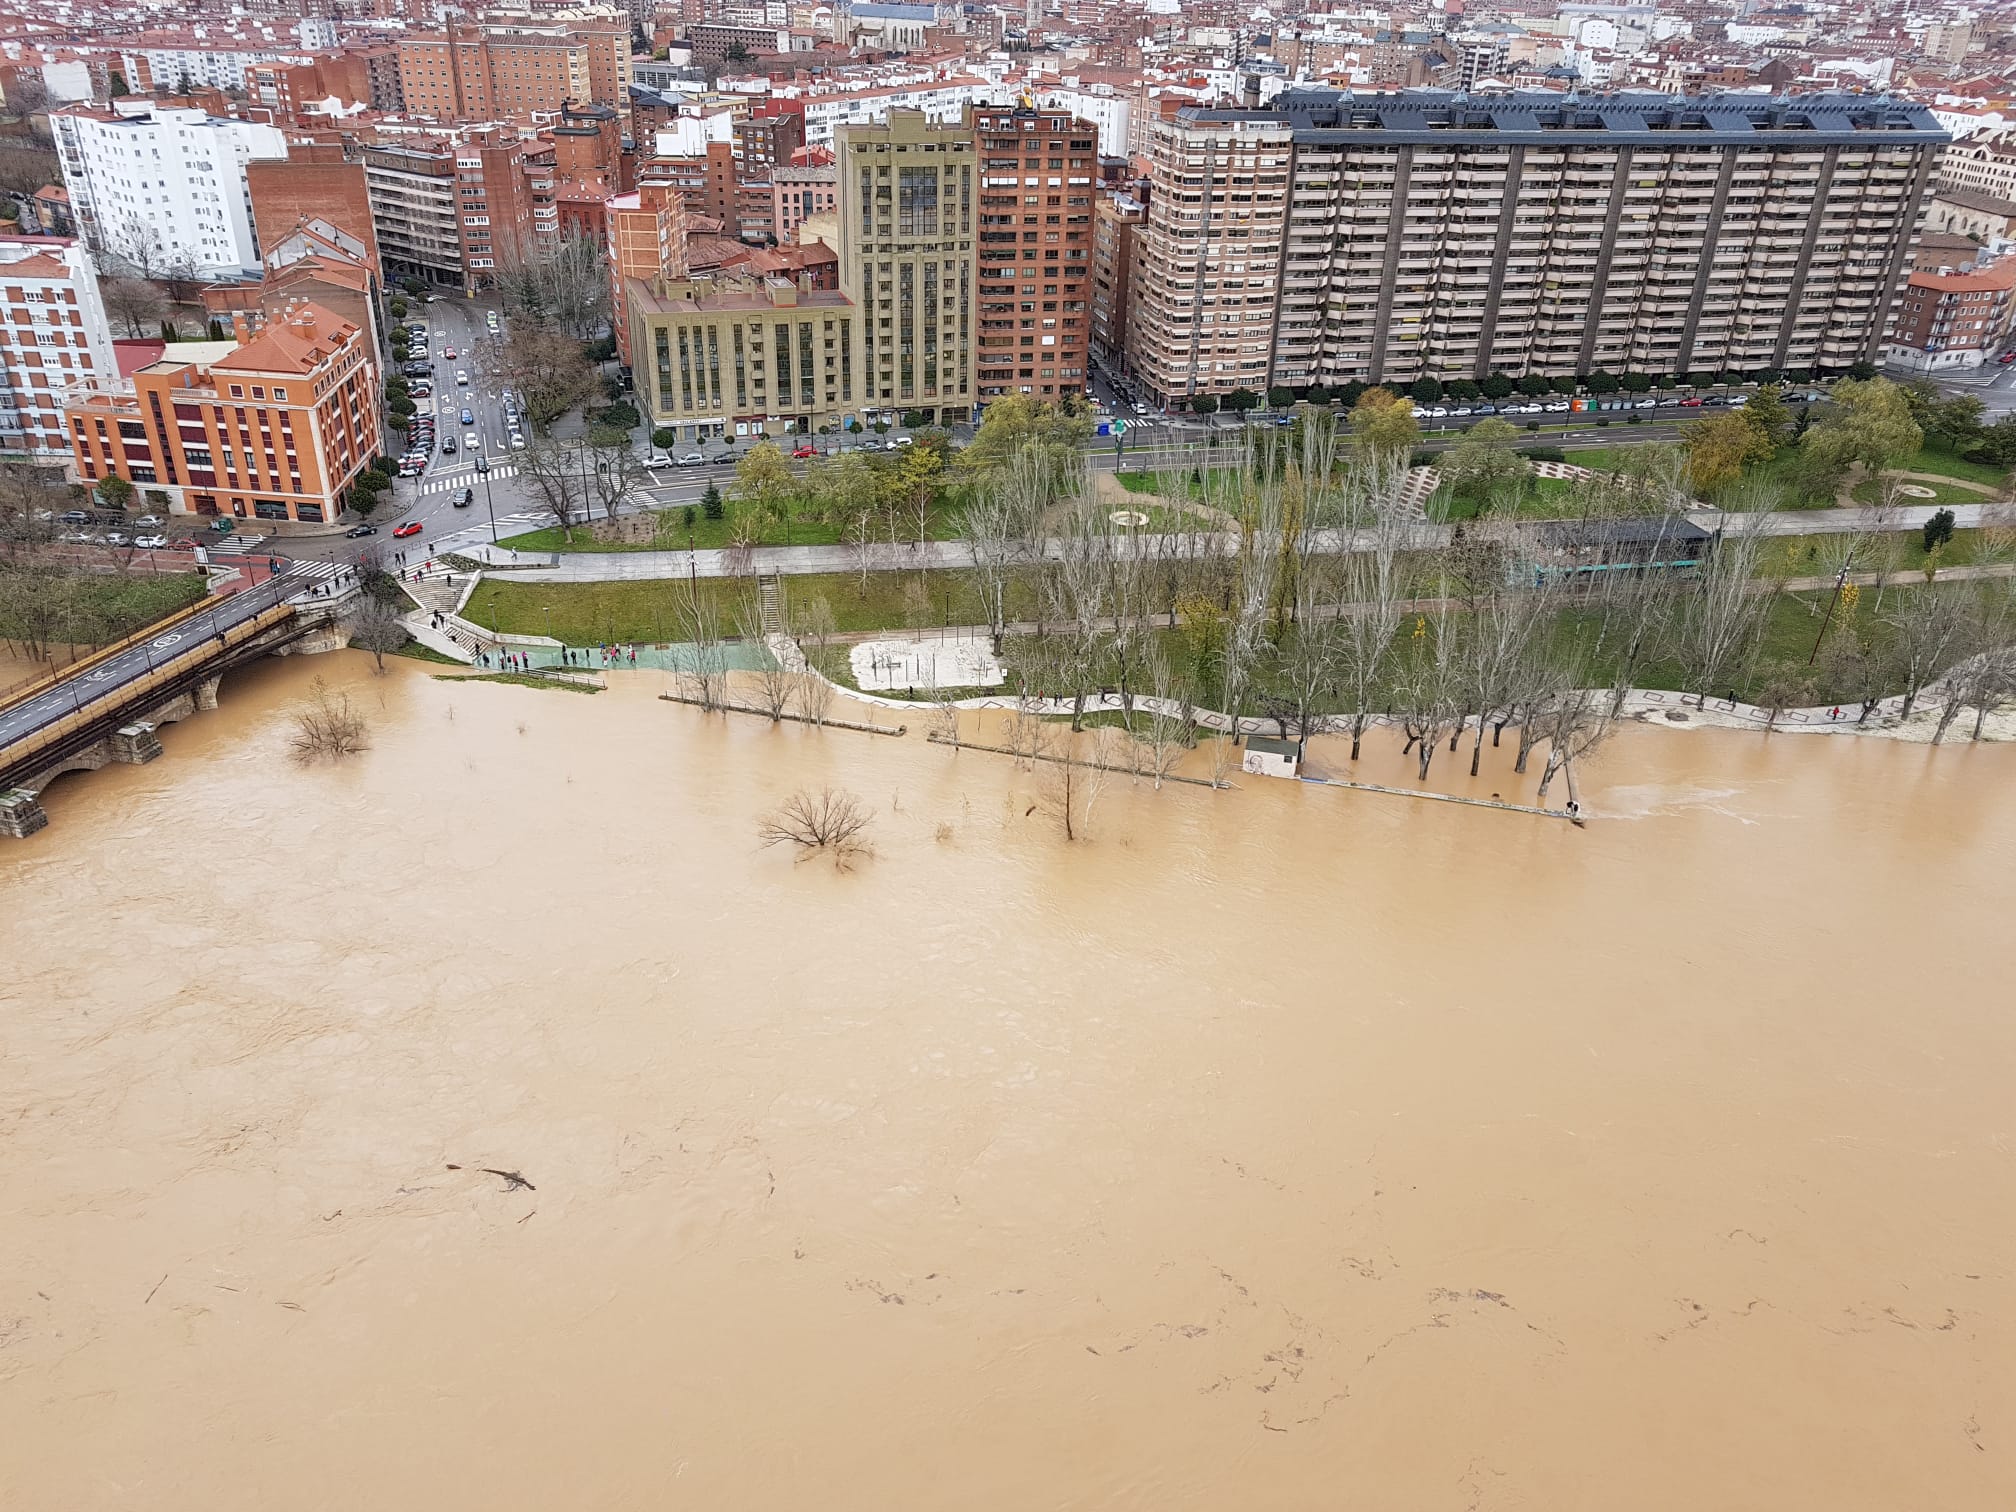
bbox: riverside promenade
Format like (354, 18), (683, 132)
(449, 502), (1997, 584)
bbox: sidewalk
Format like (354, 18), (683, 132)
(451, 501), (2001, 584)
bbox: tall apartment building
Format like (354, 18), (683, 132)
(0, 235), (117, 461)
(971, 103), (1096, 404)
(363, 133), (556, 294)
(1089, 191), (1144, 370)
(62, 299), (378, 525)
(836, 108), (975, 425)
(1130, 92), (1948, 404)
(1129, 110), (1293, 402)
(52, 101), (289, 279)
(397, 12), (631, 122)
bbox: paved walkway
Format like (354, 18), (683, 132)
(444, 501), (1999, 584)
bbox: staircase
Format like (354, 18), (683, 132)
(757, 573), (783, 635)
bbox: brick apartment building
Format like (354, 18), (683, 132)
(397, 13), (631, 122)
(1884, 259), (2016, 371)
(607, 181), (691, 364)
(362, 132), (557, 293)
(1089, 191), (1143, 373)
(247, 143), (381, 276)
(62, 300), (379, 525)
(772, 165), (837, 245)
(970, 103), (1097, 405)
(1128, 91), (1948, 405)
(0, 235), (118, 462)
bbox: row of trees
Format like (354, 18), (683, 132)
(1187, 363), (1882, 416)
(926, 411), (2016, 811)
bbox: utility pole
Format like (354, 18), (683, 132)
(1807, 557), (1853, 665)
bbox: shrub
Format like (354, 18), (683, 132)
(1626, 414), (1644, 426)
(652, 426), (677, 450)
(1520, 445), (1566, 462)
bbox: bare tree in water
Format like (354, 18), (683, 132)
(758, 787), (874, 869)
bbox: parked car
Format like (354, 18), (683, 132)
(891, 435), (914, 446)
(58, 508), (90, 526)
(134, 534), (167, 549)
(168, 537), (199, 550)
(104, 531), (130, 547)
(676, 451), (705, 466)
(1726, 394), (1749, 407)
(454, 488), (474, 508)
(1680, 396), (1704, 406)
(393, 521), (423, 539)
(792, 444), (817, 458)
(58, 530), (90, 543)
(134, 513), (164, 528)
(346, 524), (378, 538)
(508, 432), (526, 450)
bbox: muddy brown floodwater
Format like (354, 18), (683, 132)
(2, 654), (2012, 1511)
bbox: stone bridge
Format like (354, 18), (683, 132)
(0, 569), (347, 837)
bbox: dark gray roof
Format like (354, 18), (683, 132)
(1175, 89), (1947, 148)
(1534, 517), (1714, 550)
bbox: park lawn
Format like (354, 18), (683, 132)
(1756, 529), (1993, 580)
(1558, 446), (1644, 473)
(1899, 443), (2008, 489)
(1850, 476), (1994, 506)
(462, 567), (1058, 645)
(1114, 472), (1160, 495)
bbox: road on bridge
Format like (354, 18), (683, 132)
(0, 567), (320, 754)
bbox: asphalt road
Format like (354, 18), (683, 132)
(0, 569), (314, 750)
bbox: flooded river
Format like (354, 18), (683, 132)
(2, 655), (2011, 1510)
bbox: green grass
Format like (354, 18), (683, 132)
(434, 671), (602, 693)
(1898, 444), (2008, 489)
(461, 567), (1058, 645)
(1850, 476), (1990, 506)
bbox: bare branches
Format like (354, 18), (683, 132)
(758, 787), (874, 868)
(344, 596), (407, 672)
(289, 678), (369, 764)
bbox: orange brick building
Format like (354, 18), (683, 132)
(397, 15), (630, 121)
(63, 301), (379, 525)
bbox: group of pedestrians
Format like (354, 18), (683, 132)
(474, 649), (536, 672)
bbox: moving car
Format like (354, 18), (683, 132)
(456, 370), (469, 386)
(168, 537), (199, 550)
(134, 514), (164, 529)
(792, 444), (817, 458)
(475, 456), (489, 474)
(104, 531), (130, 547)
(393, 521), (423, 539)
(440, 438), (456, 454)
(444, 346), (456, 360)
(346, 524), (378, 538)
(454, 488), (474, 508)
(892, 435), (914, 446)
(460, 408), (474, 425)
(58, 508), (89, 526)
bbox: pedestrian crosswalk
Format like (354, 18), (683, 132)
(418, 465), (519, 495)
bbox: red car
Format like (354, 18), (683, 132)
(168, 537), (199, 550)
(393, 521), (423, 539)
(792, 444), (817, 458)
(1680, 397), (1704, 406)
